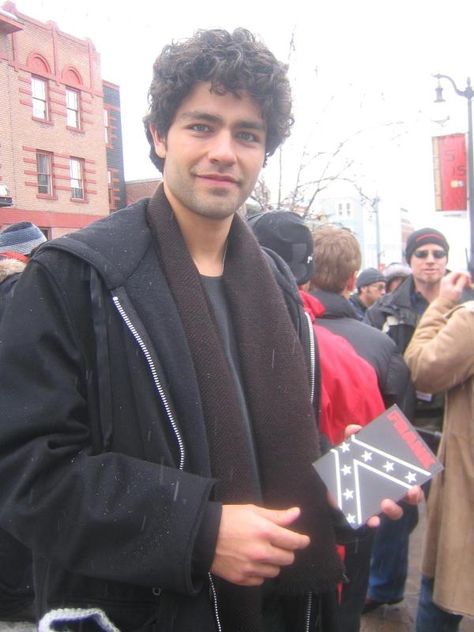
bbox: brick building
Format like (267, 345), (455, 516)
(125, 178), (161, 206)
(0, 2), (125, 238)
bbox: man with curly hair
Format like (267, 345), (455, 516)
(0, 29), (412, 632)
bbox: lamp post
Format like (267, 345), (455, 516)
(433, 73), (474, 271)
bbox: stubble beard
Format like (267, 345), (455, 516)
(185, 182), (251, 220)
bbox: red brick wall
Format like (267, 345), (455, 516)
(125, 179), (161, 205)
(0, 2), (111, 237)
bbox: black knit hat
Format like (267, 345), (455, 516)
(356, 267), (385, 290)
(405, 228), (449, 264)
(248, 211), (315, 285)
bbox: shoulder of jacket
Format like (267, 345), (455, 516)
(35, 200), (151, 289)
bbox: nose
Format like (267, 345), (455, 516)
(208, 130), (237, 165)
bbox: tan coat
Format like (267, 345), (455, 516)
(405, 296), (474, 617)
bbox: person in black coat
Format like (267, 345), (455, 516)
(0, 31), (419, 632)
(0, 222), (46, 623)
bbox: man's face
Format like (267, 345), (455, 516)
(410, 242), (448, 286)
(150, 82), (266, 222)
(360, 282), (385, 306)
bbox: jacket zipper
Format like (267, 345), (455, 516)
(113, 296), (223, 631)
(305, 592), (313, 632)
(112, 295), (185, 469)
(208, 574), (223, 632)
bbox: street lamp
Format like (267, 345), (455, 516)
(433, 73), (474, 271)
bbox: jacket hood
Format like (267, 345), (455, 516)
(36, 199), (152, 290)
(0, 258), (26, 283)
(372, 274), (414, 312)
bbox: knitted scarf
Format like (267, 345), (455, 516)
(147, 187), (342, 632)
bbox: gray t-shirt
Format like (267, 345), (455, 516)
(200, 275), (261, 496)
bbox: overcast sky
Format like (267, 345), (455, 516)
(12, 0), (474, 266)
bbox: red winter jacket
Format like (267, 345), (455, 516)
(302, 290), (403, 444)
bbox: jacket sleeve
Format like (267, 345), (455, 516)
(404, 297), (474, 393)
(364, 303), (383, 329)
(0, 257), (220, 595)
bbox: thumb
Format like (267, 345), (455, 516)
(255, 506), (301, 527)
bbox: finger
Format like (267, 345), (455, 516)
(344, 424), (362, 439)
(366, 515), (381, 528)
(405, 485), (423, 505)
(268, 522), (310, 551)
(327, 489), (338, 509)
(455, 273), (471, 291)
(254, 506), (301, 527)
(235, 575), (265, 587)
(249, 562), (284, 579)
(264, 545), (296, 567)
(380, 498), (402, 520)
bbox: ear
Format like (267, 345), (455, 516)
(149, 125), (167, 160)
(346, 271), (357, 293)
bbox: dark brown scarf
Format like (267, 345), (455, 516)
(147, 187), (342, 631)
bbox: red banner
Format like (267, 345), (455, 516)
(432, 133), (467, 211)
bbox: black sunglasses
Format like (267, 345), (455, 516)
(413, 249), (447, 260)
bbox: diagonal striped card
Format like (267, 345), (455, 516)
(313, 405), (443, 528)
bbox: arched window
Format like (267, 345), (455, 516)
(62, 67), (83, 129)
(27, 54), (52, 121)
(26, 53), (51, 77)
(61, 66), (83, 87)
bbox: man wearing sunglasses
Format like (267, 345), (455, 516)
(364, 227), (449, 614)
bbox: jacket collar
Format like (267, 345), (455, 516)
(308, 288), (359, 319)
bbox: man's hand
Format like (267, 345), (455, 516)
(439, 271), (471, 303)
(344, 424), (423, 528)
(210, 505), (310, 586)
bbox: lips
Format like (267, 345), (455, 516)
(196, 173), (239, 185)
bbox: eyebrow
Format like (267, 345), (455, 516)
(178, 111), (266, 132)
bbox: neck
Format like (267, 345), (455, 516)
(173, 211), (232, 277)
(414, 278), (441, 304)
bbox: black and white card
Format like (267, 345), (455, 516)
(313, 405), (443, 528)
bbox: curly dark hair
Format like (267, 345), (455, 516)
(143, 28), (293, 172)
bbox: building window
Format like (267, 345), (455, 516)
(70, 158), (84, 199)
(66, 88), (80, 129)
(32, 76), (48, 120)
(36, 152), (52, 195)
(104, 109), (111, 145)
(107, 170), (114, 208)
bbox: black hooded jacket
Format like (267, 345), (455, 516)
(0, 199), (323, 631)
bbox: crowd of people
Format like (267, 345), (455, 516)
(0, 26), (472, 632)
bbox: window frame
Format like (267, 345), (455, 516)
(107, 169), (114, 209)
(70, 157), (85, 200)
(31, 76), (49, 121)
(36, 151), (53, 196)
(104, 108), (111, 146)
(66, 87), (81, 129)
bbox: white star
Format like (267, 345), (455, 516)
(383, 461), (394, 472)
(346, 513), (356, 524)
(343, 489), (354, 500)
(406, 472), (417, 484)
(341, 465), (352, 476)
(361, 450), (372, 462)
(340, 442), (351, 453)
